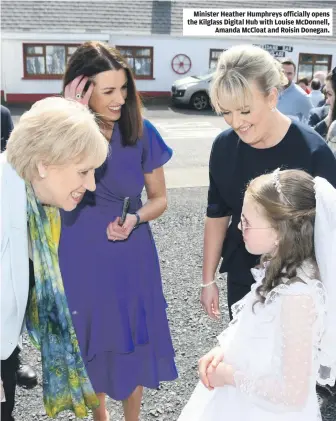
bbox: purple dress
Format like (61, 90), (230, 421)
(58, 119), (178, 400)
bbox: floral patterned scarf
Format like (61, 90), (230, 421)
(25, 183), (99, 418)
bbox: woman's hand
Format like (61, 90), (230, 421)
(64, 75), (93, 106)
(120, 213), (138, 237)
(106, 214), (138, 242)
(200, 283), (220, 320)
(198, 346), (224, 390)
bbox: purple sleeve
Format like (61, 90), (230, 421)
(142, 119), (173, 173)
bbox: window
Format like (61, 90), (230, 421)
(209, 49), (226, 70)
(117, 46), (153, 79)
(23, 43), (79, 79)
(298, 53), (332, 81)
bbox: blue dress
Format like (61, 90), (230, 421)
(58, 119), (178, 400)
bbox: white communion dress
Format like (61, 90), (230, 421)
(178, 262), (327, 421)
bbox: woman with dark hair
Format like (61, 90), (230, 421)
(314, 68), (336, 139)
(297, 77), (311, 94)
(61, 41), (177, 421)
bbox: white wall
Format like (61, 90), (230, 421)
(1, 31), (336, 96)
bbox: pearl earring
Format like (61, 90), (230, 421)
(40, 174), (45, 178)
(271, 107), (276, 112)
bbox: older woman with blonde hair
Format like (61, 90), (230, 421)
(1, 97), (108, 420)
(200, 45), (336, 321)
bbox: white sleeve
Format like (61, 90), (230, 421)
(233, 293), (316, 412)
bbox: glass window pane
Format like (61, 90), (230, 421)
(67, 46), (78, 55)
(315, 55), (329, 64)
(300, 55), (313, 64)
(125, 57), (135, 68)
(134, 58), (151, 76)
(46, 45), (66, 74)
(313, 64), (329, 74)
(26, 45), (43, 54)
(210, 59), (218, 70)
(26, 56), (45, 74)
(119, 49), (133, 57)
(135, 48), (151, 57)
(298, 64), (313, 80)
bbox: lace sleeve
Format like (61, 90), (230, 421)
(233, 293), (317, 412)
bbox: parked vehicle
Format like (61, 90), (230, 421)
(171, 71), (214, 111)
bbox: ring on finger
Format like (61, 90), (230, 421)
(75, 93), (82, 99)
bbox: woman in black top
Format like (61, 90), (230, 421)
(200, 45), (336, 320)
(314, 68), (336, 139)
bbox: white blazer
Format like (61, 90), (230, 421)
(0, 153), (29, 360)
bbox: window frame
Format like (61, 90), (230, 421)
(22, 43), (80, 79)
(297, 53), (332, 82)
(116, 45), (154, 80)
(209, 48), (226, 70)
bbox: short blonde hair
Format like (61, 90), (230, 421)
(6, 97), (109, 181)
(210, 45), (288, 113)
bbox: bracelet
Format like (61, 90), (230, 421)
(200, 280), (217, 288)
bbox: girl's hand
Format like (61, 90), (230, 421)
(207, 362), (235, 389)
(64, 75), (93, 106)
(198, 346), (224, 390)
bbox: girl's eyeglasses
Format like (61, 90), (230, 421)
(240, 216), (272, 232)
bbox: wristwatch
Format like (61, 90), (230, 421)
(134, 212), (141, 229)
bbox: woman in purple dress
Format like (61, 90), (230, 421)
(60, 41), (177, 421)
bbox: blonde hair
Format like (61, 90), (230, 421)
(247, 169), (317, 306)
(6, 97), (109, 181)
(210, 45), (288, 113)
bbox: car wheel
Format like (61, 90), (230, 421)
(190, 92), (209, 110)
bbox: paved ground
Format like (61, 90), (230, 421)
(8, 104), (336, 420)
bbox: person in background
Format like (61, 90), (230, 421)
(326, 120), (336, 156)
(314, 68), (336, 139)
(1, 97), (109, 421)
(298, 77), (311, 94)
(277, 58), (313, 122)
(308, 78), (325, 107)
(314, 70), (327, 93)
(200, 45), (336, 324)
(1, 105), (14, 152)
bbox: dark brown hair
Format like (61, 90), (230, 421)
(281, 58), (296, 73)
(310, 78), (321, 91)
(326, 67), (336, 125)
(246, 170), (317, 307)
(298, 77), (309, 87)
(63, 41), (143, 146)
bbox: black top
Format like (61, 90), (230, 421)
(207, 120), (336, 283)
(314, 119), (328, 139)
(1, 105), (14, 152)
(308, 105), (329, 127)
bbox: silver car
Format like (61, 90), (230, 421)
(171, 71), (214, 111)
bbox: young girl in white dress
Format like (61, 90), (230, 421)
(178, 169), (336, 421)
